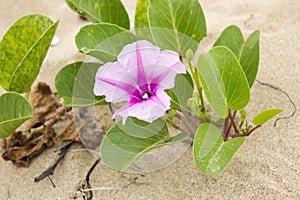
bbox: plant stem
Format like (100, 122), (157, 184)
(232, 111), (237, 121)
(228, 110), (239, 134)
(223, 110), (239, 141)
(222, 114), (230, 141)
(239, 119), (245, 128)
(188, 60), (205, 112)
(231, 125), (261, 138)
(223, 109), (262, 140)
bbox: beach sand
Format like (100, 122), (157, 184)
(0, 0), (299, 199)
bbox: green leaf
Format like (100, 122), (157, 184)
(193, 123), (245, 175)
(213, 25), (260, 87)
(0, 14), (58, 93)
(65, 0), (130, 29)
(148, 0), (206, 55)
(169, 132), (189, 143)
(213, 25), (244, 58)
(135, 0), (150, 29)
(196, 53), (227, 118)
(239, 30), (260, 87)
(100, 118), (169, 171)
(0, 92), (33, 138)
(117, 117), (168, 138)
(55, 62), (106, 107)
(165, 73), (194, 109)
(134, 0), (154, 42)
(253, 108), (282, 126)
(75, 23), (136, 62)
(197, 46), (250, 117)
(154, 132), (190, 148)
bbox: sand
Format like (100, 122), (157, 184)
(0, 0), (299, 199)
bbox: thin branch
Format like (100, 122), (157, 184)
(223, 110), (239, 142)
(256, 80), (297, 127)
(222, 115), (230, 141)
(224, 110), (262, 140)
(47, 176), (56, 188)
(34, 141), (74, 184)
(228, 110), (239, 134)
(231, 125), (261, 138)
(86, 158), (101, 186)
(82, 158), (101, 200)
(232, 111), (237, 121)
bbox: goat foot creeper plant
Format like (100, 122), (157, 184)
(56, 0), (281, 175)
(55, 0), (283, 174)
(0, 0), (283, 176)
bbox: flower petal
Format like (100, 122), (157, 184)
(113, 89), (171, 124)
(93, 62), (137, 103)
(118, 40), (161, 85)
(151, 50), (186, 89)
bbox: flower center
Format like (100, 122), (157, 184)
(142, 92), (151, 100)
(130, 83), (158, 102)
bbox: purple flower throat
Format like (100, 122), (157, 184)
(130, 83), (158, 102)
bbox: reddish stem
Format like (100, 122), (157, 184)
(231, 125), (261, 139)
(223, 110), (261, 141)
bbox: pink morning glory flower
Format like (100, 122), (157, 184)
(93, 40), (186, 124)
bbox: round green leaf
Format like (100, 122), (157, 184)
(75, 23), (136, 62)
(0, 92), (33, 139)
(239, 30), (260, 87)
(197, 53), (228, 118)
(213, 25), (244, 59)
(66, 0), (130, 29)
(197, 46), (250, 116)
(55, 62), (106, 107)
(213, 25), (260, 87)
(148, 0), (206, 55)
(100, 118), (169, 170)
(0, 14), (58, 93)
(210, 47), (250, 110)
(193, 123), (245, 176)
(253, 108), (282, 126)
